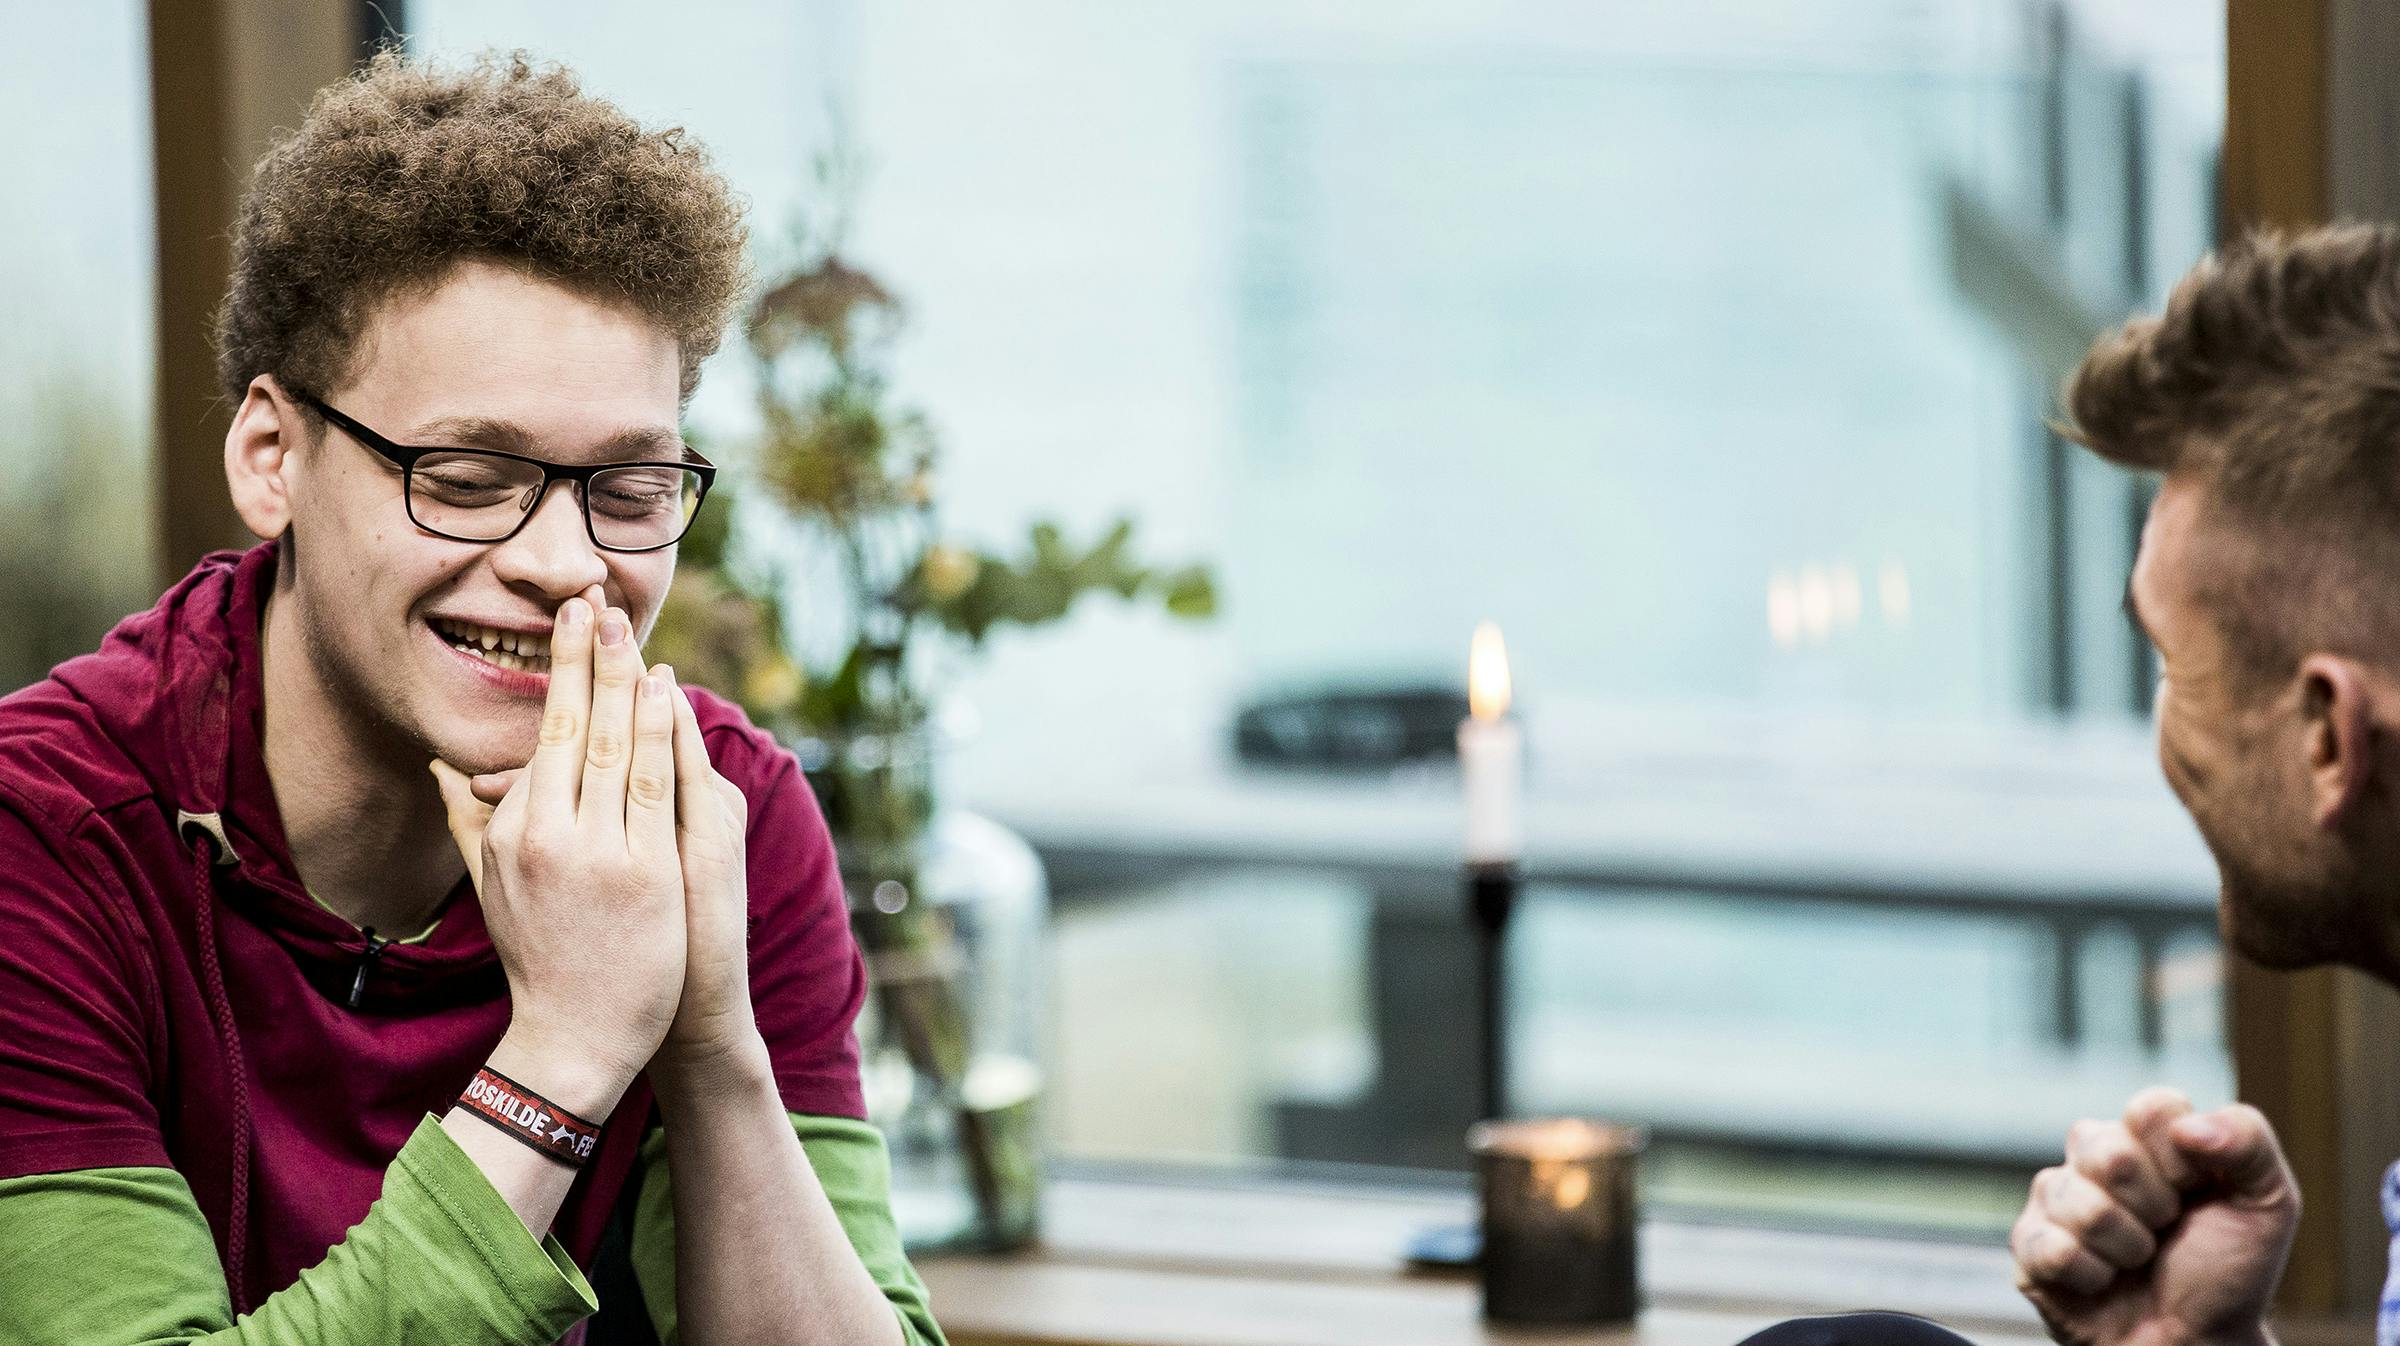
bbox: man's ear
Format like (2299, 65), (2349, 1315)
(2297, 653), (2378, 828)
(224, 376), (305, 541)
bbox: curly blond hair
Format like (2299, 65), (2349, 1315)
(215, 51), (749, 407)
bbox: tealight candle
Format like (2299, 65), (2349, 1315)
(1471, 1117), (1644, 1324)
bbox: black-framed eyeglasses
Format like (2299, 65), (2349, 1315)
(295, 392), (716, 554)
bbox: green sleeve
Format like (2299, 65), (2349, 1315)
(630, 1113), (946, 1346)
(0, 1116), (596, 1345)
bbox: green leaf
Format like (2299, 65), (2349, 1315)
(1162, 566), (1219, 619)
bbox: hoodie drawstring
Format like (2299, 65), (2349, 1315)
(348, 928), (390, 1009)
(187, 836), (254, 1316)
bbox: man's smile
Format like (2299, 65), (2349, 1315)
(429, 616), (554, 682)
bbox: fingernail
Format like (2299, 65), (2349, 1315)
(2181, 1118), (2227, 1148)
(600, 610), (629, 646)
(640, 674), (664, 699)
(559, 598), (589, 629)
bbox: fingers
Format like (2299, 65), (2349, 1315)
(526, 597), (594, 814)
(624, 665), (677, 855)
(2171, 1104), (2298, 1206)
(2066, 1113), (2181, 1230)
(2011, 1199), (2118, 1297)
(469, 768), (524, 806)
(2016, 1090), (2202, 1306)
(667, 680), (714, 831)
(2123, 1085), (2201, 1191)
(577, 606), (643, 829)
(429, 760), (493, 893)
(2035, 1165), (2158, 1268)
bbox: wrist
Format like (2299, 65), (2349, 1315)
(490, 1020), (642, 1122)
(2182, 1321), (2274, 1346)
(649, 1026), (774, 1109)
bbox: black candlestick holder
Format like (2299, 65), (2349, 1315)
(1404, 859), (1522, 1269)
(1468, 860), (1518, 1125)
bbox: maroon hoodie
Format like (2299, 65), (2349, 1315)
(0, 543), (867, 1314)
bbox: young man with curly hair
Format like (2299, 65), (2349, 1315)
(0, 53), (941, 1346)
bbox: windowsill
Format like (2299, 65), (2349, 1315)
(963, 699), (2217, 911)
(917, 1173), (2055, 1346)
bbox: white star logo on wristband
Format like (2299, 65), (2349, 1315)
(550, 1122), (576, 1144)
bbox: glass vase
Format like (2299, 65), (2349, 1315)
(802, 729), (1047, 1252)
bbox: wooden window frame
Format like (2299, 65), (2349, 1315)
(2224, 0), (2400, 1318)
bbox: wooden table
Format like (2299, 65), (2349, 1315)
(918, 1176), (2057, 1346)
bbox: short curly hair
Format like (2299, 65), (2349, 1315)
(215, 51), (749, 409)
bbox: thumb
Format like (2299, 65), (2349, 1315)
(469, 768), (524, 807)
(427, 760), (491, 893)
(2170, 1105), (2295, 1204)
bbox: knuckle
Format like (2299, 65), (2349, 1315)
(2009, 1208), (2047, 1260)
(585, 731), (628, 768)
(2063, 1120), (2098, 1160)
(627, 770), (672, 808)
(2066, 1117), (2108, 1150)
(539, 709), (582, 746)
(2050, 1183), (2103, 1231)
(2128, 1084), (2190, 1116)
(2091, 1144), (2141, 1188)
(2025, 1227), (2077, 1277)
(2224, 1103), (2275, 1142)
(2030, 1233), (2102, 1290)
(517, 826), (566, 866)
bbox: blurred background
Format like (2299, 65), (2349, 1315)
(6, 0), (2230, 1248)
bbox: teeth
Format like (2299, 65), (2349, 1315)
(434, 618), (553, 670)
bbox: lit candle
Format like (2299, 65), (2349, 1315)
(1471, 1117), (1645, 1324)
(1459, 621), (1523, 865)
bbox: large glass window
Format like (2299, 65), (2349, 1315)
(408, 0), (2226, 1233)
(0, 0), (158, 690)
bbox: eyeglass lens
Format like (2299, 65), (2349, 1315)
(409, 451), (703, 550)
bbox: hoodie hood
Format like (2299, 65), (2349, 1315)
(53, 541), (501, 1009)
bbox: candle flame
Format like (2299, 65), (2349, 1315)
(1468, 621), (1512, 721)
(1550, 1164), (1593, 1210)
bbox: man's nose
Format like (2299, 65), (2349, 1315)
(487, 483), (607, 599)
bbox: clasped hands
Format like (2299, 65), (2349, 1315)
(429, 588), (758, 1093)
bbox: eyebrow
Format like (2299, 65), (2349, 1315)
(408, 415), (702, 464)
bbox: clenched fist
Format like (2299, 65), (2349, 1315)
(2012, 1087), (2299, 1346)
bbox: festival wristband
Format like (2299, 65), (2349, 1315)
(456, 1066), (601, 1167)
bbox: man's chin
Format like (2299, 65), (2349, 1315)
(425, 723), (538, 780)
(2219, 882), (2355, 972)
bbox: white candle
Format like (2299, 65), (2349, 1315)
(1460, 621), (1523, 865)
